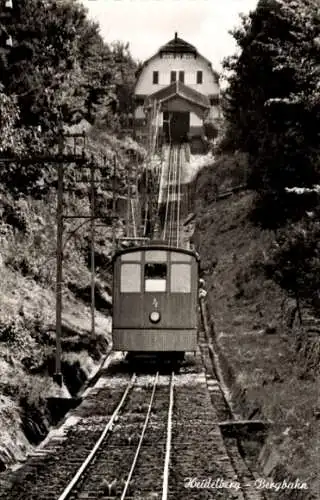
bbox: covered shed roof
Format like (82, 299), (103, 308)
(147, 81), (210, 109)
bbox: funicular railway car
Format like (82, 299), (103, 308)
(112, 242), (199, 359)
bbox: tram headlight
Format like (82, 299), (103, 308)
(149, 311), (161, 323)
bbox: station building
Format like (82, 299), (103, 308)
(134, 33), (221, 152)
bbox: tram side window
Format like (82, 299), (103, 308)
(120, 264), (141, 293)
(170, 264), (191, 293)
(145, 263), (167, 292)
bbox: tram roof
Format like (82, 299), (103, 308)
(113, 243), (199, 262)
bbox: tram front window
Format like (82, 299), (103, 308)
(145, 263), (167, 292)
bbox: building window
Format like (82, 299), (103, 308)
(197, 71), (203, 84)
(170, 71), (177, 83)
(179, 71), (184, 83)
(153, 71), (159, 84)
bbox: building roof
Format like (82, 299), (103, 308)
(159, 33), (198, 55)
(146, 81), (210, 109)
(135, 32), (219, 83)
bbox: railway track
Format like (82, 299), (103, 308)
(59, 371), (176, 500)
(161, 144), (183, 247)
(0, 365), (177, 500)
(0, 337), (267, 500)
(0, 144), (268, 499)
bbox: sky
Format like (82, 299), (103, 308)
(82, 0), (258, 76)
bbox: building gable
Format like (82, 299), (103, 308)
(135, 33), (219, 98)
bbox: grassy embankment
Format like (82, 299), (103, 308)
(193, 155), (319, 498)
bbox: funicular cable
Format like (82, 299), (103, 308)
(170, 147), (177, 246)
(163, 147), (173, 240)
(168, 147), (175, 245)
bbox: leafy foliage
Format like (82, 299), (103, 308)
(265, 212), (320, 312)
(221, 0), (320, 313)
(222, 0), (320, 222)
(195, 152), (249, 206)
(0, 0), (137, 131)
(0, 88), (24, 154)
(0, 0), (138, 193)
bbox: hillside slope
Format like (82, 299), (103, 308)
(0, 128), (145, 471)
(193, 185), (319, 497)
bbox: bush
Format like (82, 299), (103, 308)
(235, 259), (265, 299)
(195, 152), (249, 207)
(265, 215), (320, 314)
(0, 318), (23, 344)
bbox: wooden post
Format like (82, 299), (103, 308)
(90, 162), (95, 337)
(126, 166), (130, 237)
(54, 134), (64, 386)
(112, 155), (117, 252)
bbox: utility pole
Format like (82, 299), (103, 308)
(112, 155), (117, 252)
(0, 132), (89, 388)
(54, 132), (64, 387)
(90, 161), (95, 337)
(126, 164), (131, 237)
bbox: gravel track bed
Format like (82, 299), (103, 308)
(0, 375), (131, 500)
(125, 383), (170, 499)
(69, 383), (163, 499)
(167, 377), (244, 500)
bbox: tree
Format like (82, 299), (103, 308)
(266, 209), (320, 315)
(0, 87), (24, 154)
(222, 0), (320, 223)
(0, 0), (138, 193)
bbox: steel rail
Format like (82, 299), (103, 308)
(57, 374), (136, 500)
(162, 372), (175, 500)
(120, 372), (159, 499)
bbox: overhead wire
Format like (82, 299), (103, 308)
(163, 147), (172, 240)
(176, 146), (182, 247)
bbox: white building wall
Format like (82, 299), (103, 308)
(135, 54), (219, 96)
(190, 113), (202, 127)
